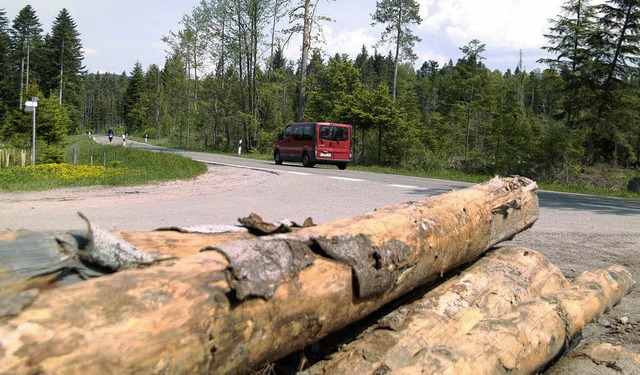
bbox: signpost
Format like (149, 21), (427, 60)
(24, 97), (38, 166)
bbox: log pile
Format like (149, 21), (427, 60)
(0, 176), (635, 374)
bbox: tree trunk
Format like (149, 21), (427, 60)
(309, 246), (569, 374)
(297, 0), (311, 121)
(394, 265), (634, 374)
(392, 2), (402, 103)
(0, 177), (539, 374)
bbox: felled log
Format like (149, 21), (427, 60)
(307, 246), (570, 374)
(393, 265), (635, 375)
(546, 343), (640, 374)
(0, 177), (538, 374)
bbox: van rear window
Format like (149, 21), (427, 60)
(334, 126), (348, 141)
(320, 125), (349, 141)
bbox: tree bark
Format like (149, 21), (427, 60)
(0, 177), (539, 374)
(308, 246), (569, 374)
(394, 265), (635, 375)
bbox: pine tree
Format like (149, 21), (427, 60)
(42, 8), (85, 108)
(0, 9), (12, 118)
(455, 39), (490, 165)
(590, 0), (640, 164)
(8, 5), (43, 111)
(145, 64), (163, 139)
(122, 62), (146, 134)
(161, 54), (190, 146)
(0, 83), (70, 163)
(540, 0), (598, 129)
(36, 95), (71, 162)
(371, 0), (422, 102)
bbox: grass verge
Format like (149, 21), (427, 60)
(0, 137), (207, 191)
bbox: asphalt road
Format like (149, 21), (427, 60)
(131, 138), (640, 234)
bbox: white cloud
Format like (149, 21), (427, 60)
(322, 24), (380, 57)
(419, 0), (559, 51)
(304, 0), (565, 71)
(417, 50), (451, 67)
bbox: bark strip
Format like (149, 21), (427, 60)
(209, 237), (316, 300)
(0, 177), (539, 374)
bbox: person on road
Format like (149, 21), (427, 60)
(122, 133), (126, 146)
(108, 129), (114, 143)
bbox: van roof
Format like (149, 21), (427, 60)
(289, 122), (351, 126)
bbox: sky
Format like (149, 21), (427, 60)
(3, 0), (573, 75)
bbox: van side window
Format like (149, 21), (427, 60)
(334, 126), (348, 141)
(293, 125), (304, 141)
(319, 126), (332, 140)
(283, 125), (291, 138)
(303, 125), (314, 140)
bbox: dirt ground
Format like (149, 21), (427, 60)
(2, 165), (638, 373)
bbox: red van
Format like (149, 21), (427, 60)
(274, 122), (353, 169)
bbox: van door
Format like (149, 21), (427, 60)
(331, 125), (351, 161)
(317, 124), (351, 161)
(290, 124), (306, 161)
(277, 125), (293, 160)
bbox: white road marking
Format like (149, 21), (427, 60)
(329, 177), (365, 182)
(194, 159), (310, 175)
(390, 184), (420, 189)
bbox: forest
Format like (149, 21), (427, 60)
(0, 0), (639, 184)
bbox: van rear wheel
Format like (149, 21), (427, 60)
(302, 152), (315, 168)
(274, 151), (283, 165)
(337, 163), (347, 170)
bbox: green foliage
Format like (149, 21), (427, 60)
(541, 0), (640, 165)
(3, 1), (639, 194)
(79, 72), (127, 135)
(1, 109), (32, 147)
(40, 144), (65, 163)
(0, 137), (207, 191)
(0, 9), (12, 117)
(41, 8), (85, 114)
(0, 90), (70, 161)
(122, 62), (147, 134)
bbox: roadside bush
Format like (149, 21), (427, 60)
(628, 178), (640, 193)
